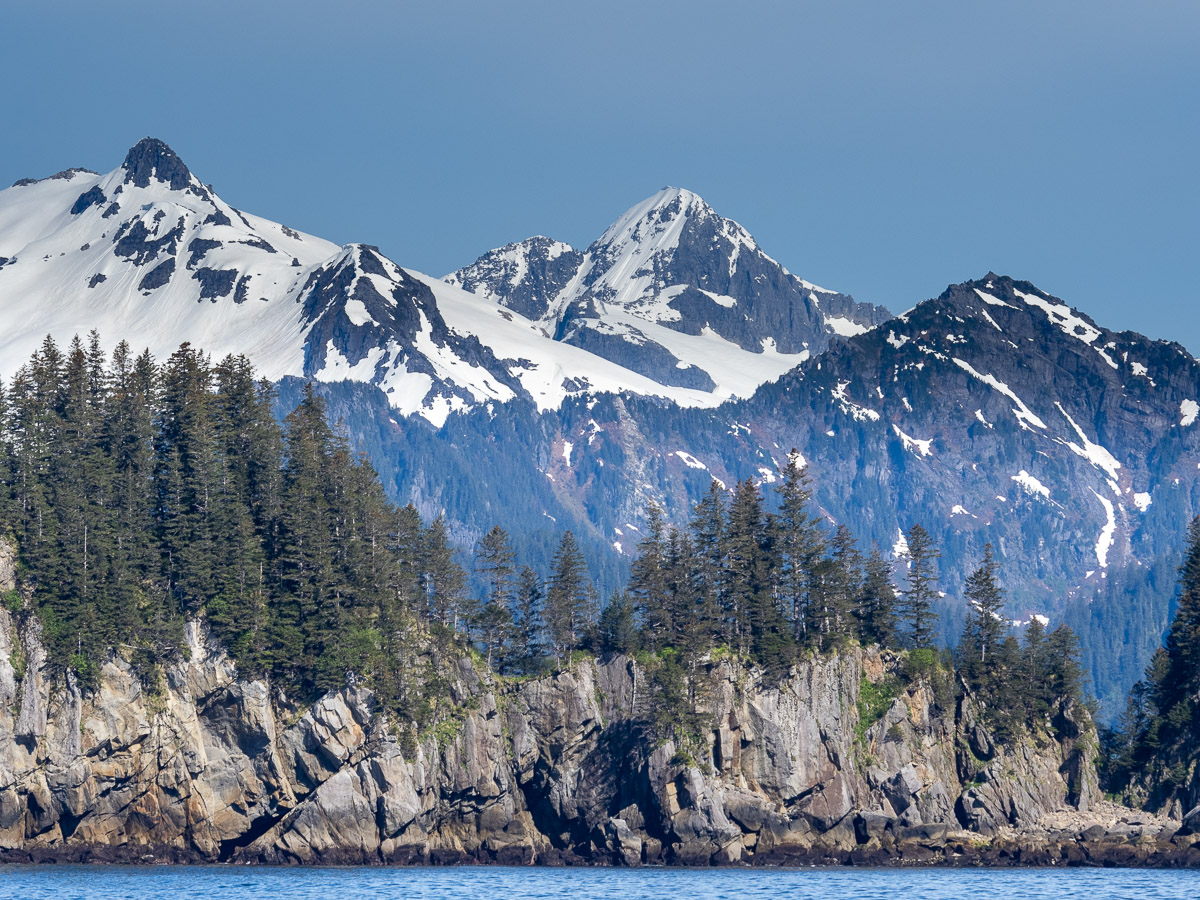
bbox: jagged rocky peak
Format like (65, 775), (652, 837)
(120, 137), (195, 191)
(446, 235), (583, 322)
(446, 185), (891, 400)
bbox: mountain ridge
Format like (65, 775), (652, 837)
(0, 140), (873, 423)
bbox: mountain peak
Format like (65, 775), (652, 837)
(121, 137), (193, 191)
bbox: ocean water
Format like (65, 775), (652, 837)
(0, 866), (1195, 900)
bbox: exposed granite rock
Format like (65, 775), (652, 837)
(0, 607), (1192, 867)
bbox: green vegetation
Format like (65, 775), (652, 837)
(856, 675), (902, 742)
(0, 333), (1093, 770)
(1101, 517), (1200, 807)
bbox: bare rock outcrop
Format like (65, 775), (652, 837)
(3, 609), (1190, 867)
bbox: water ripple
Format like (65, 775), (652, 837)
(0, 865), (1196, 900)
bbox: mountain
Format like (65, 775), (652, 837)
(3, 139), (1197, 715)
(447, 187), (890, 397)
(317, 274), (1200, 717)
(1, 143), (861, 425)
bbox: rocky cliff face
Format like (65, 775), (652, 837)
(0, 602), (1126, 866)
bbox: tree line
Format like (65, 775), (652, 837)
(590, 455), (1087, 745)
(0, 335), (1087, 748)
(1101, 518), (1200, 806)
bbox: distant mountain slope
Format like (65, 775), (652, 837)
(447, 187), (890, 397)
(315, 275), (1200, 717)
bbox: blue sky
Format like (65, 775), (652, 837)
(3, 0), (1197, 347)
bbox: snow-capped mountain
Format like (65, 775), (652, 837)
(447, 187), (890, 398)
(318, 272), (1200, 717)
(0, 141), (861, 424)
(2, 137), (1196, 716)
(0, 138), (336, 379)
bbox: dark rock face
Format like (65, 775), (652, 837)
(69, 186), (105, 215)
(446, 190), (892, 385)
(448, 236), (585, 322)
(186, 238), (222, 269)
(0, 605), (1126, 867)
(561, 321), (716, 390)
(112, 218), (185, 266)
(138, 258), (175, 292)
(299, 245), (525, 412)
(193, 267), (238, 300)
(11, 169), (97, 189)
(121, 138), (193, 191)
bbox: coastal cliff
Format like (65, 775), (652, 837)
(5, 596), (1194, 867)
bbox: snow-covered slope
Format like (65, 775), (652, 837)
(447, 187), (891, 398)
(299, 245), (720, 424)
(0, 139), (336, 379)
(2, 140), (846, 424)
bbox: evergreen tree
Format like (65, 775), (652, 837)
(817, 524), (862, 648)
(726, 479), (789, 669)
(773, 451), (825, 644)
(544, 530), (596, 665)
(1154, 517), (1200, 719)
(508, 564), (546, 673)
(900, 523), (940, 648)
(473, 525), (517, 667)
(628, 505), (670, 649)
(597, 591), (639, 655)
(688, 482), (726, 647)
(423, 515), (467, 629)
(958, 543), (1007, 694)
(858, 546), (899, 647)
(1019, 617), (1051, 719)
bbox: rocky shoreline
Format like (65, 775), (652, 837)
(3, 589), (1198, 869)
(3, 825), (1199, 868)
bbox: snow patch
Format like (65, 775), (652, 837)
(1181, 399), (1198, 427)
(1089, 487), (1117, 568)
(953, 358), (1047, 430)
(343, 297), (377, 327)
(1011, 470), (1050, 500)
(1014, 288), (1101, 345)
(697, 288), (738, 308)
(974, 288), (1014, 308)
(827, 316), (868, 337)
(892, 425), (933, 457)
(1055, 402), (1122, 484)
(1133, 491), (1152, 511)
(674, 450), (707, 470)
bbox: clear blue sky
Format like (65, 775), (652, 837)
(3, 1), (1197, 348)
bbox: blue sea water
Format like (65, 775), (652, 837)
(0, 866), (1195, 900)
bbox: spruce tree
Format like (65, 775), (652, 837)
(900, 523), (940, 649)
(544, 530), (595, 665)
(773, 451), (825, 644)
(508, 565), (546, 673)
(423, 515), (466, 629)
(959, 543), (1007, 697)
(597, 591), (639, 655)
(689, 482), (726, 647)
(628, 505), (670, 650)
(858, 546), (899, 647)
